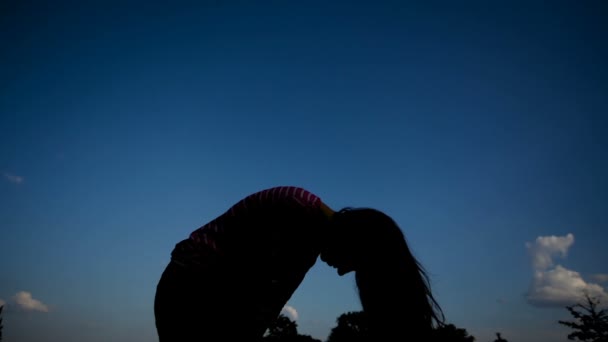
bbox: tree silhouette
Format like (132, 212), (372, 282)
(493, 332), (508, 341)
(326, 310), (477, 342)
(326, 311), (370, 342)
(263, 314), (321, 342)
(558, 293), (608, 342)
(265, 314), (298, 340)
(0, 304), (3, 342)
(431, 323), (476, 341)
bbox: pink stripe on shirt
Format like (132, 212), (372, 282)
(188, 186), (322, 252)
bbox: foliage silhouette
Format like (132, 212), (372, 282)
(493, 332), (508, 341)
(0, 304), (3, 342)
(263, 314), (321, 342)
(432, 323), (476, 341)
(326, 311), (369, 342)
(265, 314), (298, 339)
(326, 310), (474, 342)
(558, 293), (608, 342)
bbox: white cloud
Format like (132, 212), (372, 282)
(526, 234), (574, 270)
(525, 234), (608, 307)
(592, 274), (608, 283)
(527, 265), (608, 307)
(3, 172), (24, 184)
(281, 305), (298, 321)
(12, 291), (49, 312)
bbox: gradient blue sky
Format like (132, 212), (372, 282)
(1, 1), (607, 341)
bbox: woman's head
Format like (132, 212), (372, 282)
(320, 207), (410, 274)
(321, 207), (444, 337)
(319, 207), (366, 275)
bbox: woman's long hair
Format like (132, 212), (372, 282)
(335, 208), (444, 339)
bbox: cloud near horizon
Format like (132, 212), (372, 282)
(525, 234), (608, 307)
(281, 305), (298, 321)
(3, 172), (24, 184)
(11, 291), (49, 312)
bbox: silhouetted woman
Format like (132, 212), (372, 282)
(154, 186), (443, 341)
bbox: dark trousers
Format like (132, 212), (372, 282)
(154, 260), (264, 342)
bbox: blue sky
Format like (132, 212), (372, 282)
(1, 1), (607, 341)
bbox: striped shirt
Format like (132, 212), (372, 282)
(190, 186), (321, 253)
(170, 186), (328, 335)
